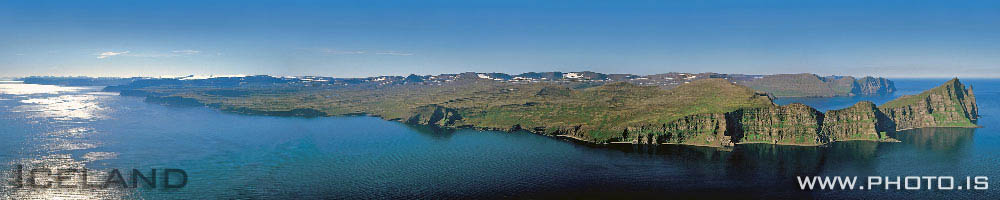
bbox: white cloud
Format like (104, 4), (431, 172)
(97, 51), (129, 59)
(96, 50), (201, 59)
(171, 50), (200, 55)
(320, 48), (366, 55)
(375, 51), (414, 56)
(315, 48), (413, 56)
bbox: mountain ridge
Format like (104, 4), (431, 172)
(21, 71), (896, 97)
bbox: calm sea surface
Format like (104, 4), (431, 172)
(1, 79), (998, 199)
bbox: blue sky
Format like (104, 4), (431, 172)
(2, 0), (999, 78)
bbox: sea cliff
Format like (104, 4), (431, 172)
(822, 101), (894, 142)
(114, 77), (976, 148)
(731, 103), (825, 145)
(878, 78), (979, 130)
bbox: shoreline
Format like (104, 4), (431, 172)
(135, 94), (975, 149)
(115, 77), (980, 150)
(894, 125), (982, 131)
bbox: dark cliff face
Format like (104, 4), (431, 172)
(821, 101), (892, 141)
(540, 78), (973, 147)
(730, 103), (825, 145)
(878, 78), (978, 130)
(563, 104), (826, 147)
(403, 104), (463, 127)
(617, 113), (731, 146)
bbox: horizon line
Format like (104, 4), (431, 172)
(4, 72), (999, 80)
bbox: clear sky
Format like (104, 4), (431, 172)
(2, 0), (999, 78)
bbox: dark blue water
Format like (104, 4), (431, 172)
(0, 79), (997, 199)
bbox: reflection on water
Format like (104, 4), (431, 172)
(0, 82), (85, 95)
(892, 128), (975, 152)
(0, 83), (135, 199)
(598, 127), (983, 198)
(403, 124), (457, 140)
(16, 95), (109, 121)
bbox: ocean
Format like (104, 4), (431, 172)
(1, 79), (997, 199)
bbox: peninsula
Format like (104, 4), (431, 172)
(34, 72), (976, 147)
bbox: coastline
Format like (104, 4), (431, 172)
(132, 94), (932, 149)
(107, 77), (979, 150)
(894, 125), (982, 131)
(125, 93), (977, 149)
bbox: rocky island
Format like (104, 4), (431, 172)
(35, 72), (972, 148)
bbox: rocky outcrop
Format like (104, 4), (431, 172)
(560, 104), (826, 147)
(821, 101), (894, 141)
(730, 103), (825, 145)
(403, 104), (463, 127)
(878, 78), (979, 130)
(854, 77), (896, 96)
(619, 113), (732, 147)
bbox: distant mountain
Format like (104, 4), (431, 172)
(515, 72), (562, 80)
(737, 73), (895, 97)
(19, 76), (141, 86)
(102, 75), (297, 92)
(21, 72), (895, 98)
(854, 76), (896, 95)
